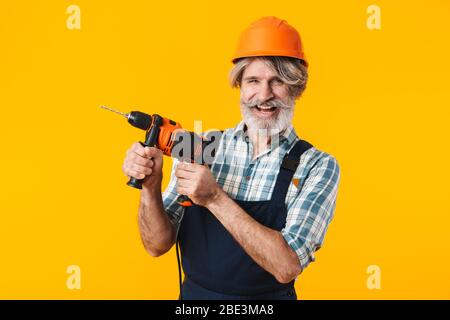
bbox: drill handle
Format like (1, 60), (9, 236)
(127, 117), (161, 189)
(177, 195), (193, 207)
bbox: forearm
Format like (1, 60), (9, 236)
(138, 184), (176, 257)
(207, 190), (301, 283)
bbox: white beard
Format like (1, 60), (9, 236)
(240, 97), (295, 135)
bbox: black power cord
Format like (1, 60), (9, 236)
(175, 213), (185, 300)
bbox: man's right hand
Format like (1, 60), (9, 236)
(122, 142), (163, 189)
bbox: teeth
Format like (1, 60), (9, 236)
(257, 107), (274, 110)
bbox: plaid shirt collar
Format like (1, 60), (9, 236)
(232, 120), (299, 147)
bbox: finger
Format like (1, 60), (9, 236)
(144, 147), (161, 159)
(128, 154), (154, 167)
(187, 162), (205, 171)
(176, 185), (189, 196)
(130, 142), (146, 157)
(124, 167), (146, 180)
(130, 163), (153, 176)
(177, 161), (197, 172)
(175, 167), (195, 179)
(176, 179), (191, 189)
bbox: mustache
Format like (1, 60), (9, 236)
(241, 98), (292, 110)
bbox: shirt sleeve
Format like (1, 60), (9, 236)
(162, 158), (185, 225)
(281, 153), (341, 272)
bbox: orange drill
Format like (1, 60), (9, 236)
(101, 105), (218, 207)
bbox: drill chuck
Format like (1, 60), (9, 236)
(127, 111), (153, 130)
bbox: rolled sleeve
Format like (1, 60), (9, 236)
(162, 158), (185, 225)
(281, 154), (340, 271)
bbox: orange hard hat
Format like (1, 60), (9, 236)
(232, 16), (308, 67)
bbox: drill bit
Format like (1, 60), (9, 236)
(100, 105), (130, 119)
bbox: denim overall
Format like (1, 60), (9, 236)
(177, 139), (313, 300)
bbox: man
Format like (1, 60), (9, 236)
(122, 16), (340, 300)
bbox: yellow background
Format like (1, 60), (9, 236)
(1, 0), (449, 299)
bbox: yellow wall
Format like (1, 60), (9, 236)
(0, 0), (449, 299)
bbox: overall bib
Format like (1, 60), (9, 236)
(178, 139), (313, 300)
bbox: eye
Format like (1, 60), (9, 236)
(248, 79), (258, 84)
(271, 78), (284, 85)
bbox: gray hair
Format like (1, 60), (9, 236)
(229, 56), (308, 99)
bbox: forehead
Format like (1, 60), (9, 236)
(242, 59), (278, 79)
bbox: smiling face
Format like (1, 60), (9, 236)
(239, 58), (295, 134)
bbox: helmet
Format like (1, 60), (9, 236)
(232, 16), (308, 67)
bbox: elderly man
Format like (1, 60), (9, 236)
(122, 16), (340, 300)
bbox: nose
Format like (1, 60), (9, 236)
(257, 81), (274, 103)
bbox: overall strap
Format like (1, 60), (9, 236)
(271, 139), (313, 203)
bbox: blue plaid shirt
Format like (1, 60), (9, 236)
(162, 121), (340, 272)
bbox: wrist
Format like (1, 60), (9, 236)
(142, 173), (162, 190)
(141, 182), (162, 205)
(206, 187), (228, 211)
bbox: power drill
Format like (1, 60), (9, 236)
(101, 105), (219, 207)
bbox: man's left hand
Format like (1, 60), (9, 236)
(175, 161), (222, 207)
